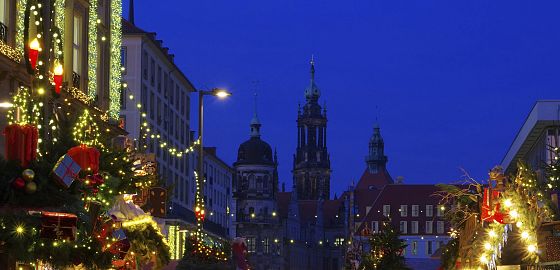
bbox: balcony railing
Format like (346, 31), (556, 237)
(72, 72), (80, 89)
(0, 22), (8, 43)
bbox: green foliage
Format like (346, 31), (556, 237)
(125, 223), (171, 268)
(177, 235), (232, 270)
(439, 238), (459, 270)
(360, 222), (410, 270)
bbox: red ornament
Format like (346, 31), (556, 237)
(40, 211), (78, 241)
(53, 63), (63, 94)
(11, 177), (25, 190)
(3, 124), (38, 167)
(481, 188), (508, 224)
(67, 145), (100, 173)
(85, 174), (104, 195)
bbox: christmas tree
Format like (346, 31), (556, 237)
(360, 221), (410, 270)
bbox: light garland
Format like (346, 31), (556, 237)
(87, 0), (98, 99)
(15, 0), (27, 59)
(127, 89), (200, 158)
(53, 0), (64, 48)
(109, 0), (122, 119)
(0, 40), (22, 62)
(73, 109), (101, 147)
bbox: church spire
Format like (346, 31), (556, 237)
(250, 93), (261, 137)
(366, 124), (389, 175)
(304, 56), (320, 101)
(129, 0), (135, 25)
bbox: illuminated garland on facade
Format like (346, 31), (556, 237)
(15, 0), (27, 59)
(0, 40), (21, 62)
(53, 0), (64, 45)
(109, 0), (122, 119)
(87, 0), (98, 99)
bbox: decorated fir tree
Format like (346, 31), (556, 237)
(360, 221), (410, 270)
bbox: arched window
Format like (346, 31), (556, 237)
(249, 174), (256, 189)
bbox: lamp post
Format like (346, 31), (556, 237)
(195, 88), (231, 237)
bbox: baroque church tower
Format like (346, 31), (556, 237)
(293, 58), (331, 200)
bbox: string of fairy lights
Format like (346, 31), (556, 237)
(86, 0), (98, 100)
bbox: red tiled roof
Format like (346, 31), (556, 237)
(356, 168), (393, 190)
(356, 184), (447, 234)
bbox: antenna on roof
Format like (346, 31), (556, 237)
(129, 0), (135, 25)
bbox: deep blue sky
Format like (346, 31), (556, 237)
(128, 1), (560, 197)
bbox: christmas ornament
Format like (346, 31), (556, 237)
(40, 212), (78, 241)
(52, 154), (81, 188)
(3, 124), (39, 167)
(85, 174), (104, 195)
(22, 169), (35, 182)
(11, 177), (26, 190)
(28, 38), (40, 69)
(144, 187), (167, 218)
(25, 181), (37, 194)
(67, 145), (100, 173)
(53, 63), (63, 94)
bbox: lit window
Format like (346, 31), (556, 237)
(72, 14), (83, 75)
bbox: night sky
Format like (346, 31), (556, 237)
(129, 1), (560, 197)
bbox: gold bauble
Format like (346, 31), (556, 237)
(25, 181), (37, 194)
(22, 169), (35, 182)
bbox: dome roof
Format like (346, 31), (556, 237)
(235, 137), (273, 165)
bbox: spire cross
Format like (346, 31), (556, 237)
(253, 92), (258, 118)
(310, 55), (315, 80)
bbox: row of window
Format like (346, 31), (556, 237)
(246, 237), (281, 255)
(407, 240), (445, 256)
(382, 204), (444, 217)
(142, 49), (190, 116)
(369, 221), (445, 234)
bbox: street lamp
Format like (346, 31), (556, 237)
(195, 87), (231, 233)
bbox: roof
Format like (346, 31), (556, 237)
(234, 137), (274, 166)
(276, 192), (344, 226)
(203, 147), (234, 173)
(501, 100), (560, 173)
(122, 18), (196, 93)
(355, 168), (393, 190)
(355, 184), (445, 234)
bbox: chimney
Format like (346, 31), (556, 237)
(282, 182), (285, 192)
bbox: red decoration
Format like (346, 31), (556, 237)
(11, 177), (25, 190)
(28, 49), (38, 70)
(85, 174), (104, 195)
(109, 239), (131, 259)
(3, 124), (38, 168)
(67, 145), (100, 173)
(195, 208), (205, 221)
(40, 211), (78, 241)
(232, 238), (249, 270)
(144, 187), (167, 218)
(53, 73), (63, 94)
(481, 188), (508, 224)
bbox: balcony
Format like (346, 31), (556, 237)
(72, 72), (80, 89)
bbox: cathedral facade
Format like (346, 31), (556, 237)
(233, 60), (346, 270)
